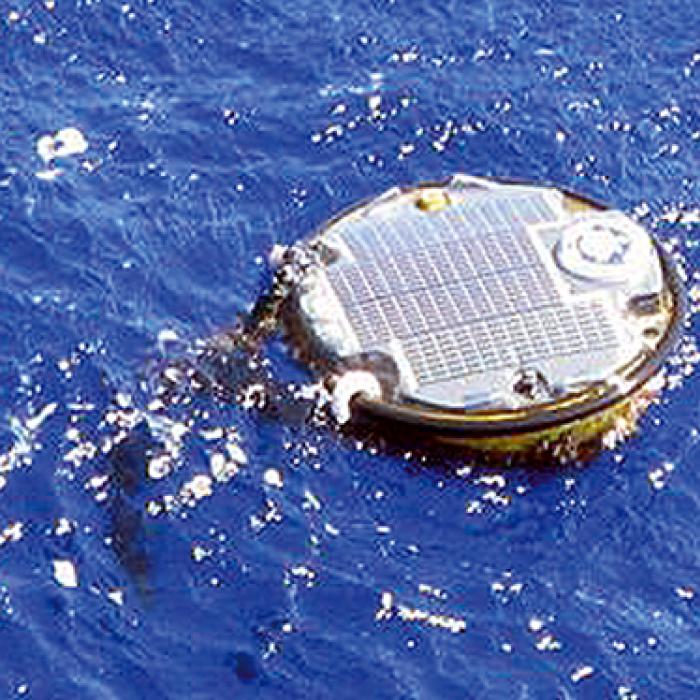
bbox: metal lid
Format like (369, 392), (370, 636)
(286, 175), (683, 436)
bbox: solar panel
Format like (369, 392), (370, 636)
(323, 189), (622, 396)
(335, 190), (553, 256)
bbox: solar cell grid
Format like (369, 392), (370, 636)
(328, 232), (543, 305)
(341, 191), (555, 256)
(323, 190), (622, 388)
(403, 303), (620, 385)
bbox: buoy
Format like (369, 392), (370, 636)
(278, 175), (684, 462)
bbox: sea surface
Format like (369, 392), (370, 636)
(2, 0), (700, 698)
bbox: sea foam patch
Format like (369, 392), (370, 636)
(36, 127), (88, 180)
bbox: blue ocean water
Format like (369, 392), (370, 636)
(2, 0), (700, 697)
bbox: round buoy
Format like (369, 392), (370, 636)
(277, 175), (683, 462)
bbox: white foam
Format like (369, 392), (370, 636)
(0, 522), (24, 546)
(263, 468), (283, 488)
(571, 665), (594, 683)
(53, 559), (79, 588)
(106, 588), (124, 606)
(54, 518), (73, 536)
(36, 127), (88, 164)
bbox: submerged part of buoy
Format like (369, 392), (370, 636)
(281, 175), (684, 462)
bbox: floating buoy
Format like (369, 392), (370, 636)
(277, 175), (684, 462)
